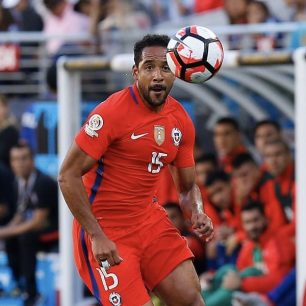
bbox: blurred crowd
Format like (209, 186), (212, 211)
(1, 89), (298, 306)
(154, 116), (296, 306)
(0, 95), (58, 305)
(0, 0), (305, 53)
(0, 0), (305, 97)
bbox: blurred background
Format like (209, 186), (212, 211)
(0, 0), (305, 305)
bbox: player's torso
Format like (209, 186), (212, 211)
(84, 86), (188, 223)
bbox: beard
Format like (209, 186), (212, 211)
(138, 83), (170, 109)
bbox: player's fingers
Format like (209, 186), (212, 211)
(194, 222), (214, 238)
(111, 250), (123, 265)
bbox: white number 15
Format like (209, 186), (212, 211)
(148, 152), (168, 174)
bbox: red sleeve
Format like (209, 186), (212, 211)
(173, 114), (195, 168)
(75, 99), (118, 160)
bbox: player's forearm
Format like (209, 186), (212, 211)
(58, 174), (105, 239)
(179, 183), (204, 218)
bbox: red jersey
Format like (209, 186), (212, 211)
(75, 84), (195, 226)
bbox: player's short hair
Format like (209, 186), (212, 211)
(134, 34), (170, 67)
(254, 119), (281, 134)
(215, 117), (240, 131)
(232, 152), (257, 170)
(195, 152), (218, 167)
(241, 200), (265, 216)
(205, 170), (230, 187)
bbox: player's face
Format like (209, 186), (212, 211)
(133, 46), (175, 111)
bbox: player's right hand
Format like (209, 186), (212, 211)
(91, 234), (123, 268)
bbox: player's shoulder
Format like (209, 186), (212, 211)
(167, 95), (193, 123)
(96, 87), (131, 111)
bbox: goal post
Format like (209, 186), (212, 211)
(57, 48), (306, 306)
(294, 47), (306, 306)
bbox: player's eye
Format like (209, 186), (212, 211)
(163, 65), (171, 72)
(145, 64), (153, 70)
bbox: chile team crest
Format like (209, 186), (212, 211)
(172, 128), (182, 146)
(109, 292), (122, 306)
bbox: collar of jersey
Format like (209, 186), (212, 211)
(129, 83), (168, 114)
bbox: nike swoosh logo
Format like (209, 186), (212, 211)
(131, 132), (148, 140)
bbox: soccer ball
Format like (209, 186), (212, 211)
(166, 25), (224, 83)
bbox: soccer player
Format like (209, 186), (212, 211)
(58, 34), (214, 306)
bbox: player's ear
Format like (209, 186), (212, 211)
(132, 65), (138, 80)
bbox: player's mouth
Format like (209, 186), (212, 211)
(150, 85), (166, 93)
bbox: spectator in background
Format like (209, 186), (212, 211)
(73, 0), (92, 16)
(0, 94), (19, 169)
(0, 162), (15, 226)
(43, 0), (90, 56)
(75, 0), (109, 53)
(262, 139), (295, 235)
(99, 0), (150, 31)
(201, 201), (295, 306)
(195, 153), (218, 207)
(139, 0), (194, 25)
(223, 0), (250, 49)
(0, 142), (58, 306)
(246, 0), (283, 51)
(231, 152), (286, 234)
(1, 0), (43, 32)
(254, 119), (282, 160)
(194, 0), (224, 14)
(164, 202), (206, 274)
(285, 0), (306, 21)
(0, 3), (15, 30)
(195, 153), (218, 187)
(203, 170), (241, 270)
(213, 117), (247, 174)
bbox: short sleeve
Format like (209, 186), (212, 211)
(173, 115), (195, 168)
(75, 100), (116, 160)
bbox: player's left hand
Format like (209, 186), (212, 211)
(191, 212), (214, 242)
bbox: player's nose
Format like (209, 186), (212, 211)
(153, 67), (164, 81)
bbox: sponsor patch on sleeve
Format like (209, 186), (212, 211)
(85, 114), (103, 137)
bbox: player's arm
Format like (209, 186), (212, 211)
(176, 166), (214, 242)
(58, 141), (122, 266)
